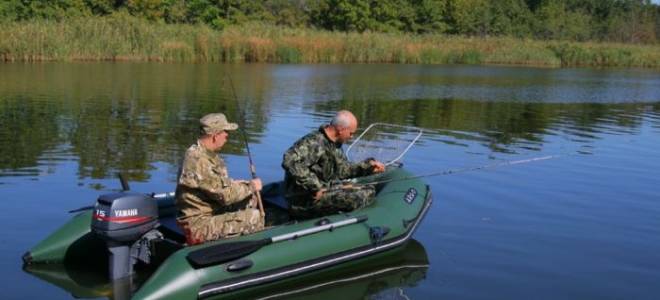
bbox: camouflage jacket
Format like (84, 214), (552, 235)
(282, 126), (374, 206)
(176, 141), (253, 222)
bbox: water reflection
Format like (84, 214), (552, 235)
(0, 63), (658, 183)
(1, 96), (657, 181)
(22, 239), (428, 300)
(23, 264), (111, 299)
(248, 239), (428, 300)
(0, 96), (62, 174)
(0, 63), (276, 181)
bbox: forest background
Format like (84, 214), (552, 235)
(1, 0), (659, 67)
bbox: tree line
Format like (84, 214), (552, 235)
(1, 0), (658, 43)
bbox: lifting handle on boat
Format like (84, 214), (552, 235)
(186, 215), (368, 268)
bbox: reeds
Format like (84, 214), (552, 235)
(1, 15), (659, 68)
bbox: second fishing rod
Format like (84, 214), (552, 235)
(282, 154), (560, 199)
(226, 74), (265, 217)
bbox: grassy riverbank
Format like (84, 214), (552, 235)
(2, 15), (659, 68)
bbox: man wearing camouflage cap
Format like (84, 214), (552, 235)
(282, 110), (386, 219)
(175, 113), (264, 245)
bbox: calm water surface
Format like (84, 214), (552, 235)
(1, 63), (660, 299)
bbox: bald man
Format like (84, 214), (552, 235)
(282, 110), (385, 219)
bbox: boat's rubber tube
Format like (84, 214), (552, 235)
(198, 185), (432, 299)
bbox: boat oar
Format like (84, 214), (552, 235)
(187, 215), (368, 268)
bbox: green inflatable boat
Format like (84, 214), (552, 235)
(23, 166), (432, 299)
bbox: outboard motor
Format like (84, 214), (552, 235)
(91, 192), (161, 280)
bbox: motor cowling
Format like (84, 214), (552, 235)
(91, 192), (161, 280)
(92, 192), (159, 242)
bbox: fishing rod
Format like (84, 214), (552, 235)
(354, 155), (559, 186)
(282, 154), (560, 198)
(226, 74), (265, 217)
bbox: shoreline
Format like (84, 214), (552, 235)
(2, 17), (659, 68)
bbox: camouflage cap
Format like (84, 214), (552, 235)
(200, 113), (239, 134)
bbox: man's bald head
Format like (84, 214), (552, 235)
(331, 110), (357, 129)
(329, 110), (358, 144)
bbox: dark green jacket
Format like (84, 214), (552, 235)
(282, 126), (374, 207)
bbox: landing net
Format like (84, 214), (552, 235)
(346, 123), (423, 166)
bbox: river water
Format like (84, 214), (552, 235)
(1, 63), (659, 299)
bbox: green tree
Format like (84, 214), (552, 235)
(413, 0), (451, 33)
(534, 0), (592, 41)
(369, 0), (417, 32)
(162, 0), (187, 23)
(448, 0), (533, 37)
(606, 0), (657, 43)
(489, 0), (533, 37)
(0, 0), (658, 44)
(84, 0), (116, 15)
(185, 0), (219, 25)
(183, 0), (268, 29)
(310, 0), (372, 32)
(0, 0), (21, 21)
(263, 0), (309, 27)
(448, 0), (492, 36)
(126, 0), (169, 21)
(2, 0), (90, 21)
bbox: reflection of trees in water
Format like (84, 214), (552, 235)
(65, 92), (269, 181)
(69, 97), (157, 181)
(0, 64), (271, 181)
(651, 103), (660, 132)
(0, 96), (62, 174)
(1, 63), (656, 180)
(316, 98), (654, 153)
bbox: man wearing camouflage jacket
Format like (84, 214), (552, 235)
(282, 110), (385, 219)
(176, 113), (264, 245)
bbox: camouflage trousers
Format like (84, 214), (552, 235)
(180, 208), (264, 245)
(289, 185), (376, 219)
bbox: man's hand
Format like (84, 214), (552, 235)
(370, 160), (386, 173)
(313, 188), (326, 201)
(250, 178), (263, 191)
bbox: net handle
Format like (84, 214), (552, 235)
(346, 122), (423, 166)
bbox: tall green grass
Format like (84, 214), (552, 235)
(1, 15), (659, 68)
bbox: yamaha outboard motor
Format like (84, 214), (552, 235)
(91, 192), (161, 280)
